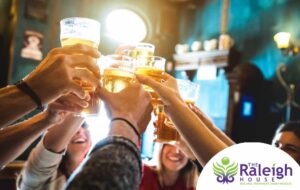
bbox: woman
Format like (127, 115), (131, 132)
(139, 142), (199, 190)
(18, 113), (92, 190)
(272, 121), (300, 165)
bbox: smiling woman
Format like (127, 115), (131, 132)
(105, 9), (148, 43)
(139, 143), (199, 190)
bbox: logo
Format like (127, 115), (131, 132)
(213, 157), (238, 184)
(197, 143), (300, 190)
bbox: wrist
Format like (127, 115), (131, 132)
(109, 119), (140, 147)
(110, 113), (138, 129)
(24, 77), (62, 105)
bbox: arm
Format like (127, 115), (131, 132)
(0, 44), (100, 127)
(137, 74), (227, 166)
(0, 111), (60, 167)
(66, 84), (152, 189)
(19, 114), (84, 190)
(188, 104), (235, 146)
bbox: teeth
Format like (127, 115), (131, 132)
(74, 138), (86, 143)
(168, 156), (180, 161)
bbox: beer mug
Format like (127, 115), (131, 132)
(60, 17), (101, 116)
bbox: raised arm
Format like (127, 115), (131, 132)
(0, 44), (100, 127)
(137, 74), (227, 166)
(19, 113), (84, 190)
(188, 104), (235, 146)
(0, 110), (60, 167)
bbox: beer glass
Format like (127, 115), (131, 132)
(135, 56), (165, 105)
(60, 17), (101, 116)
(155, 79), (200, 142)
(102, 54), (136, 93)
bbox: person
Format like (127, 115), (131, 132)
(272, 121), (300, 165)
(0, 44), (100, 127)
(18, 112), (91, 190)
(0, 44), (100, 168)
(136, 73), (232, 166)
(65, 83), (152, 190)
(139, 142), (199, 190)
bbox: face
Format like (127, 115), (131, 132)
(161, 144), (189, 172)
(67, 126), (92, 162)
(272, 131), (300, 165)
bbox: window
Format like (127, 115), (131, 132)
(105, 9), (147, 43)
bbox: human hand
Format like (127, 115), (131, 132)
(24, 44), (101, 105)
(136, 73), (183, 110)
(50, 93), (90, 113)
(115, 44), (135, 55)
(97, 83), (152, 134)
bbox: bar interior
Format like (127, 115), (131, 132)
(1, 0), (300, 189)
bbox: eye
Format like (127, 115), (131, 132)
(273, 142), (280, 148)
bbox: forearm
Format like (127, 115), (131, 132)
(0, 85), (37, 127)
(43, 114), (84, 153)
(204, 119), (235, 146)
(19, 140), (63, 189)
(166, 99), (227, 166)
(66, 136), (141, 190)
(0, 112), (54, 166)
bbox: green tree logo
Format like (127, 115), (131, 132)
(213, 157), (238, 184)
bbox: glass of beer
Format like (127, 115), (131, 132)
(102, 54), (136, 93)
(155, 79), (200, 142)
(60, 17), (101, 116)
(135, 56), (165, 105)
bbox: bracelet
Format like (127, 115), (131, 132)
(15, 80), (44, 110)
(110, 117), (141, 142)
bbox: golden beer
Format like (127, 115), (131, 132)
(155, 111), (179, 142)
(61, 38), (99, 48)
(103, 68), (135, 93)
(135, 67), (164, 105)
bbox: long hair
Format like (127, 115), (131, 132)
(149, 143), (199, 189)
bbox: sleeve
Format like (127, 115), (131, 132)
(65, 136), (142, 190)
(18, 140), (64, 190)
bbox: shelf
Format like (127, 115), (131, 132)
(173, 50), (229, 71)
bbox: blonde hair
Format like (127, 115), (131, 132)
(148, 143), (199, 188)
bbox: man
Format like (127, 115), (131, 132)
(272, 121), (300, 165)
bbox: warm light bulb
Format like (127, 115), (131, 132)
(274, 32), (291, 49)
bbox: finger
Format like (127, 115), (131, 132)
(72, 68), (100, 89)
(69, 83), (86, 99)
(68, 54), (100, 78)
(49, 44), (101, 58)
(58, 94), (89, 108)
(161, 72), (174, 80)
(50, 102), (83, 113)
(136, 74), (164, 93)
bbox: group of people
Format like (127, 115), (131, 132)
(0, 44), (300, 190)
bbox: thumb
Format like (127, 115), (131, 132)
(136, 74), (164, 93)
